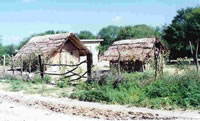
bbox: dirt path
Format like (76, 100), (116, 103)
(0, 90), (199, 120)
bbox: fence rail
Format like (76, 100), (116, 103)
(38, 55), (90, 81)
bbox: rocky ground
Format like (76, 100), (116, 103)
(0, 90), (199, 120)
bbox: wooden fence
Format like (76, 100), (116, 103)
(3, 54), (93, 82)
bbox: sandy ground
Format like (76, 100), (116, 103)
(0, 101), (96, 121)
(0, 90), (199, 120)
(0, 94), (109, 121)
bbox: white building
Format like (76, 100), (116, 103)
(80, 39), (104, 65)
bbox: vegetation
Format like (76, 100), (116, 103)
(0, 75), (71, 97)
(71, 70), (200, 109)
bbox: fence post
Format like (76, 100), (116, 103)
(87, 53), (93, 82)
(3, 55), (5, 73)
(38, 55), (44, 79)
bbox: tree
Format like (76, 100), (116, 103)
(163, 6), (200, 71)
(162, 8), (194, 59)
(117, 25), (155, 40)
(186, 7), (200, 71)
(97, 25), (121, 53)
(78, 30), (96, 39)
(0, 36), (4, 58)
(4, 44), (17, 56)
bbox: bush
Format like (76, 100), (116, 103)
(29, 76), (51, 84)
(8, 80), (29, 92)
(56, 78), (71, 88)
(71, 70), (200, 109)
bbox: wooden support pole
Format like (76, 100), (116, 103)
(154, 48), (158, 80)
(38, 55), (44, 79)
(3, 55), (5, 73)
(87, 53), (93, 82)
(21, 57), (23, 76)
(117, 45), (121, 78)
(28, 56), (32, 74)
(11, 55), (14, 74)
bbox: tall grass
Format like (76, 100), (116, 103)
(71, 70), (200, 109)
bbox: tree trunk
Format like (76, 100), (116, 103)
(113, 45), (121, 88)
(195, 41), (199, 71)
(189, 41), (199, 72)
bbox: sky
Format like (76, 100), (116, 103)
(0, 0), (200, 45)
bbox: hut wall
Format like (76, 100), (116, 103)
(110, 60), (143, 73)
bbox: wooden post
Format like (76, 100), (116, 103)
(154, 48), (158, 80)
(28, 56), (32, 74)
(21, 57), (23, 76)
(3, 55), (5, 73)
(117, 45), (121, 79)
(38, 55), (44, 79)
(87, 53), (93, 82)
(11, 55), (15, 74)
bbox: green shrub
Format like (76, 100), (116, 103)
(71, 70), (200, 109)
(56, 80), (70, 88)
(29, 76), (51, 84)
(8, 80), (29, 92)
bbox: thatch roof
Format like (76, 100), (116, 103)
(101, 38), (166, 62)
(15, 33), (91, 59)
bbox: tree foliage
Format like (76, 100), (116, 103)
(162, 7), (194, 59)
(186, 7), (200, 42)
(0, 37), (4, 58)
(77, 30), (96, 39)
(97, 25), (121, 53)
(97, 25), (159, 54)
(117, 25), (155, 40)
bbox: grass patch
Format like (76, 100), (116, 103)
(0, 76), (72, 98)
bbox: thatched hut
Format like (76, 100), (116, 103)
(101, 38), (167, 72)
(15, 33), (92, 74)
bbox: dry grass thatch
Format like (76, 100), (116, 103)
(15, 33), (91, 60)
(101, 38), (166, 62)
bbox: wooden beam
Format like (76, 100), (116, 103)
(87, 53), (93, 82)
(38, 55), (44, 79)
(21, 57), (23, 76)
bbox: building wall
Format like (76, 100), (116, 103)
(46, 40), (80, 73)
(80, 42), (100, 65)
